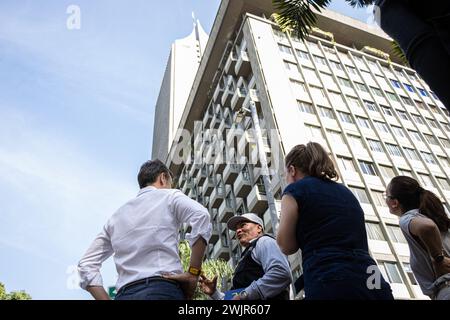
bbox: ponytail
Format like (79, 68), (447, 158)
(390, 176), (450, 232)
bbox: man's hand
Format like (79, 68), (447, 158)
(163, 272), (199, 300)
(198, 275), (217, 296)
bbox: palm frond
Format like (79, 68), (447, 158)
(273, 0), (332, 41)
(344, 0), (375, 8)
(391, 40), (409, 65)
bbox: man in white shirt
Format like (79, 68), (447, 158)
(78, 159), (212, 300)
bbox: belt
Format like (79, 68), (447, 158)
(117, 276), (178, 295)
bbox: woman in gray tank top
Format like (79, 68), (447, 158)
(385, 176), (450, 300)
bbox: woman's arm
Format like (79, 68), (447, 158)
(277, 195), (300, 255)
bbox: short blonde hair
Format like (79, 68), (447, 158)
(285, 142), (339, 181)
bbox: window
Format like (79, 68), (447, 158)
(412, 114), (425, 125)
(338, 111), (354, 124)
(430, 91), (439, 100)
(440, 138), (450, 148)
(296, 49), (310, 61)
(346, 65), (357, 75)
(424, 134), (439, 145)
(437, 177), (450, 191)
(372, 87), (384, 97)
(367, 139), (383, 153)
(284, 60), (298, 70)
(386, 92), (400, 102)
(290, 80), (307, 94)
(404, 147), (420, 161)
(421, 151), (437, 165)
(408, 130), (423, 142)
(386, 225), (407, 244)
(429, 105), (440, 114)
(348, 96), (362, 109)
(442, 122), (450, 131)
(359, 160), (377, 176)
(379, 262), (403, 284)
(305, 124), (324, 140)
(313, 55), (327, 66)
(381, 106), (394, 116)
(403, 263), (418, 285)
(418, 173), (435, 188)
(386, 143), (402, 157)
(415, 100), (426, 110)
(356, 116), (371, 129)
(379, 166), (395, 180)
(390, 79), (401, 88)
(350, 186), (370, 204)
(318, 106), (335, 119)
(338, 77), (352, 88)
(401, 96), (413, 106)
(337, 156), (356, 172)
(372, 191), (387, 207)
(428, 119), (439, 129)
(403, 83), (414, 92)
(364, 100), (378, 112)
(397, 110), (409, 121)
(355, 82), (369, 93)
(278, 43), (293, 55)
(330, 60), (344, 71)
(438, 156), (450, 168)
(366, 222), (385, 241)
(349, 135), (366, 150)
(328, 130), (345, 144)
(297, 101), (315, 114)
(374, 121), (390, 133)
(391, 126), (406, 137)
(418, 88), (428, 97)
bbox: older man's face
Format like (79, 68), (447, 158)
(236, 221), (262, 247)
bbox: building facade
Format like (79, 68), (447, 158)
(157, 0), (450, 299)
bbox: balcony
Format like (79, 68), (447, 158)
(210, 184), (225, 208)
(242, 88), (261, 113)
(203, 175), (215, 197)
(233, 171), (252, 198)
(238, 131), (257, 161)
(181, 178), (193, 194)
(213, 83), (224, 103)
(218, 198), (234, 223)
(263, 209), (273, 234)
(214, 149), (227, 174)
(212, 239), (230, 261)
(189, 163), (200, 177)
(247, 185), (268, 214)
(224, 50), (237, 75)
(231, 86), (247, 112)
(210, 222), (220, 244)
(235, 50), (251, 77)
(223, 164), (240, 184)
(196, 166), (207, 186)
(221, 76), (235, 107)
(203, 106), (213, 128)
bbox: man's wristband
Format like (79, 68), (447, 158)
(188, 266), (202, 276)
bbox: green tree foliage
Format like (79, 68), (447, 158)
(178, 240), (234, 300)
(0, 282), (32, 300)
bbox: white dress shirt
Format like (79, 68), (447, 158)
(78, 186), (212, 291)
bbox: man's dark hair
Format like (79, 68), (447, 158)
(137, 159), (172, 189)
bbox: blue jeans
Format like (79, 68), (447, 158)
(303, 248), (394, 300)
(377, 0), (450, 111)
(115, 278), (185, 300)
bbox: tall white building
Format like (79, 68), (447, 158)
(152, 19), (208, 161)
(154, 0), (450, 299)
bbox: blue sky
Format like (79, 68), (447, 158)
(0, 1), (372, 299)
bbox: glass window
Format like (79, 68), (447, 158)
(390, 79), (401, 88)
(437, 177), (450, 191)
(311, 86), (326, 99)
(379, 262), (403, 284)
(386, 92), (400, 102)
(421, 151), (437, 165)
(318, 106), (335, 119)
(374, 121), (390, 133)
(356, 116), (371, 129)
(305, 124), (324, 140)
(348, 96), (362, 109)
(349, 186), (371, 204)
(372, 87), (384, 97)
(418, 88), (429, 97)
(313, 55), (327, 66)
(399, 169), (413, 177)
(346, 66), (357, 75)
(297, 101), (315, 114)
(403, 263), (418, 285)
(401, 96), (413, 105)
(359, 160), (377, 176)
(438, 156), (450, 168)
(338, 77), (352, 88)
(408, 130), (423, 142)
(391, 126), (406, 137)
(338, 111), (354, 124)
(328, 130), (345, 144)
(337, 156), (357, 172)
(290, 80), (307, 94)
(284, 60), (298, 70)
(386, 143), (402, 157)
(330, 60), (344, 71)
(412, 114), (425, 125)
(355, 82), (369, 93)
(440, 138), (450, 148)
(372, 190), (387, 207)
(381, 106), (394, 116)
(349, 135), (366, 150)
(278, 43), (293, 55)
(429, 119), (439, 129)
(415, 100), (426, 110)
(397, 110), (409, 121)
(424, 134), (439, 145)
(403, 83), (414, 92)
(418, 173), (435, 188)
(386, 225), (407, 243)
(379, 166), (395, 180)
(296, 49), (311, 61)
(403, 147), (420, 161)
(366, 222), (386, 241)
(364, 100), (378, 112)
(367, 139), (383, 152)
